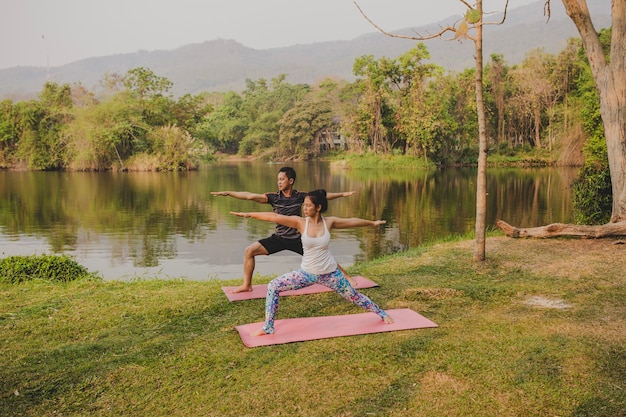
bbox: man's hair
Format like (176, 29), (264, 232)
(307, 189), (328, 213)
(279, 166), (296, 182)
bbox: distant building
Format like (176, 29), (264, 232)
(318, 122), (346, 151)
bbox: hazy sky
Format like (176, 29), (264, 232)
(1, 0), (542, 69)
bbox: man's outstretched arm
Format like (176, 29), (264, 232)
(210, 191), (268, 204)
(326, 191), (356, 200)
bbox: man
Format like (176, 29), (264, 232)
(211, 166), (355, 293)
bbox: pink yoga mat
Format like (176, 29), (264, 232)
(222, 276), (379, 302)
(235, 308), (438, 347)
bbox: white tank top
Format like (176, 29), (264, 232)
(300, 217), (337, 275)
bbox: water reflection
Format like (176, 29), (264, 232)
(0, 163), (577, 280)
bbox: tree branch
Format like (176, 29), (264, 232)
(353, 1), (457, 40)
(353, 0), (511, 42)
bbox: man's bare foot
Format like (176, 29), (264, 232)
(230, 285), (253, 294)
(383, 315), (394, 324)
(251, 327), (268, 336)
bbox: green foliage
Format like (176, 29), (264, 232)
(147, 124), (201, 170)
(571, 28), (612, 224)
(62, 68), (208, 171)
(0, 254), (101, 284)
(465, 7), (481, 24)
(239, 110), (281, 156)
(572, 105), (611, 224)
(6, 82), (75, 170)
(0, 34), (617, 171)
(64, 93), (147, 170)
(13, 100), (57, 169)
(572, 156), (611, 225)
(123, 67), (173, 100)
(195, 92), (246, 153)
(277, 97), (334, 159)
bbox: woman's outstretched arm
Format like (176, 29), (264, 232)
(230, 211), (303, 230)
(326, 216), (386, 230)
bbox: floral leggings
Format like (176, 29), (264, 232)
(261, 268), (389, 334)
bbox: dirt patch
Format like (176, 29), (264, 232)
(524, 296), (572, 309)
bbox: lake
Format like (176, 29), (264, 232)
(0, 161), (578, 280)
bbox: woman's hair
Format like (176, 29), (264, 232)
(307, 189), (328, 213)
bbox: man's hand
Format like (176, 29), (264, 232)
(230, 211), (250, 218)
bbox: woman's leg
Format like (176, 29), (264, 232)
(259, 269), (315, 334)
(318, 269), (391, 321)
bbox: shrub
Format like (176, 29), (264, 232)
(572, 158), (612, 225)
(0, 255), (101, 284)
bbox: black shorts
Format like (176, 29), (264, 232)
(259, 234), (303, 255)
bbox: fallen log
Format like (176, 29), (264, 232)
(495, 219), (626, 239)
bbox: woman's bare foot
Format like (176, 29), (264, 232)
(383, 315), (394, 324)
(251, 327), (269, 336)
(230, 285), (253, 294)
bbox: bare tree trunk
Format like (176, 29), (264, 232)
(561, 0), (626, 222)
(490, 56), (506, 146)
(496, 219), (626, 238)
(533, 105), (542, 148)
(474, 0), (487, 261)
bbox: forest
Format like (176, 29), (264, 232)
(0, 31), (609, 193)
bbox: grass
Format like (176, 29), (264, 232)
(1, 235), (625, 416)
(328, 152), (435, 170)
(486, 146), (559, 166)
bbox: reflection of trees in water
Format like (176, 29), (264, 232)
(327, 166), (575, 260)
(0, 170), (212, 266)
(490, 167), (575, 228)
(130, 233), (177, 268)
(0, 163), (577, 270)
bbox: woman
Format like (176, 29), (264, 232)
(231, 189), (394, 336)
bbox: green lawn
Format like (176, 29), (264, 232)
(1, 236), (624, 416)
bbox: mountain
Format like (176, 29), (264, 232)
(0, 0), (611, 100)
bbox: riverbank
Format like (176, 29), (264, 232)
(2, 235), (624, 416)
(214, 148), (568, 169)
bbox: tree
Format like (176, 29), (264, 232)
(557, 0), (626, 223)
(352, 54), (394, 152)
(0, 100), (18, 165)
(393, 46), (446, 159)
(277, 96), (334, 159)
(236, 76), (309, 156)
(487, 54), (508, 147)
(499, 0), (626, 237)
(11, 82), (73, 170)
(63, 92), (146, 170)
(355, 0), (502, 260)
(195, 92), (246, 153)
(147, 124), (200, 171)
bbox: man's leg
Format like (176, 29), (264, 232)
(230, 241), (269, 293)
